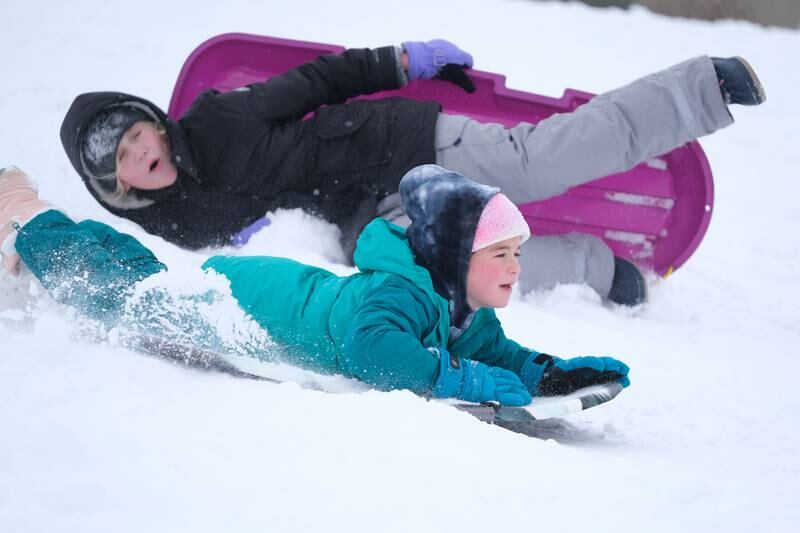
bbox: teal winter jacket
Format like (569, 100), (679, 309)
(203, 219), (535, 394)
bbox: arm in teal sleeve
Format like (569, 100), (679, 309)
(341, 277), (442, 394)
(451, 311), (540, 377)
(475, 329), (539, 377)
(453, 311), (631, 396)
(15, 210), (166, 324)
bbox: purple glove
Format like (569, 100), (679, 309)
(232, 217), (271, 247)
(402, 39), (474, 81)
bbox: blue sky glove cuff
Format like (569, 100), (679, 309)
(520, 352), (558, 396)
(431, 347), (464, 399)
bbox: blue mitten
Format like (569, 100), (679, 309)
(432, 347), (531, 406)
(521, 353), (630, 397)
(402, 39), (474, 81)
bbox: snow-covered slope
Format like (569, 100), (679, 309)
(2, 1), (798, 531)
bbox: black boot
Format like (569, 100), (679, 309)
(711, 57), (766, 106)
(606, 257), (647, 306)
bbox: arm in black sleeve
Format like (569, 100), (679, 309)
(215, 46), (405, 121)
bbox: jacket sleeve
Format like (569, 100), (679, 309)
(15, 210), (165, 325)
(213, 46), (405, 121)
(341, 276), (442, 394)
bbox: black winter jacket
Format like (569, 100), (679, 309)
(60, 46), (441, 257)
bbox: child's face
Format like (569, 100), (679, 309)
(466, 236), (522, 309)
(116, 121), (178, 191)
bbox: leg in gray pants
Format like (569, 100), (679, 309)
(381, 56), (732, 296)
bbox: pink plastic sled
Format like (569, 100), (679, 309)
(168, 33), (714, 277)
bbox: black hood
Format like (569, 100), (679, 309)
(400, 165), (498, 327)
(60, 91), (198, 211)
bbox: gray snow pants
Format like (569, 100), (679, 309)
(378, 55), (733, 296)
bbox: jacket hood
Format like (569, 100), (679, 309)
(399, 165), (499, 327)
(353, 219), (439, 291)
(60, 91), (197, 211)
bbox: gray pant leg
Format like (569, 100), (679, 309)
(435, 55), (732, 203)
(432, 56), (730, 296)
(376, 192), (411, 228)
(518, 233), (614, 296)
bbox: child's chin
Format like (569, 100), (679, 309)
(492, 296), (512, 308)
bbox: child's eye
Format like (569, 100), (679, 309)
(134, 130), (141, 139)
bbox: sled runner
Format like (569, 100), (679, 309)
(168, 33), (715, 276)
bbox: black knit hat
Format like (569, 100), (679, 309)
(81, 105), (151, 178)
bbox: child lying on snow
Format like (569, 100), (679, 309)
(0, 164), (629, 405)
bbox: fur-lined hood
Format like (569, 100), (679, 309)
(60, 91), (198, 211)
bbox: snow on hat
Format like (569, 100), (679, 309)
(472, 193), (531, 252)
(81, 105), (151, 179)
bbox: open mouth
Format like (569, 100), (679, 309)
(500, 283), (513, 290)
(149, 159), (159, 173)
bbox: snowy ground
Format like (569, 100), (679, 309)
(1, 1), (799, 531)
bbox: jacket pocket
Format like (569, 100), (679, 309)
(311, 101), (391, 175)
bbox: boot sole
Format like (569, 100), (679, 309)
(733, 56), (766, 105)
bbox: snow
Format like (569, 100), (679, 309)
(605, 191), (675, 209)
(2, 0), (799, 531)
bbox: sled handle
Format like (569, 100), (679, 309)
(525, 382), (624, 420)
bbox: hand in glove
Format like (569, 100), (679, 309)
(435, 64), (476, 93)
(432, 347), (531, 406)
(0, 166), (51, 275)
(521, 353), (630, 397)
(402, 39), (475, 92)
(231, 216), (271, 247)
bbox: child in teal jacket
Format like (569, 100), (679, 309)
(1, 165), (629, 405)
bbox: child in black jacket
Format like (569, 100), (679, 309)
(60, 39), (764, 306)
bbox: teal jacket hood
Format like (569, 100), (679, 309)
(353, 219), (437, 294)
